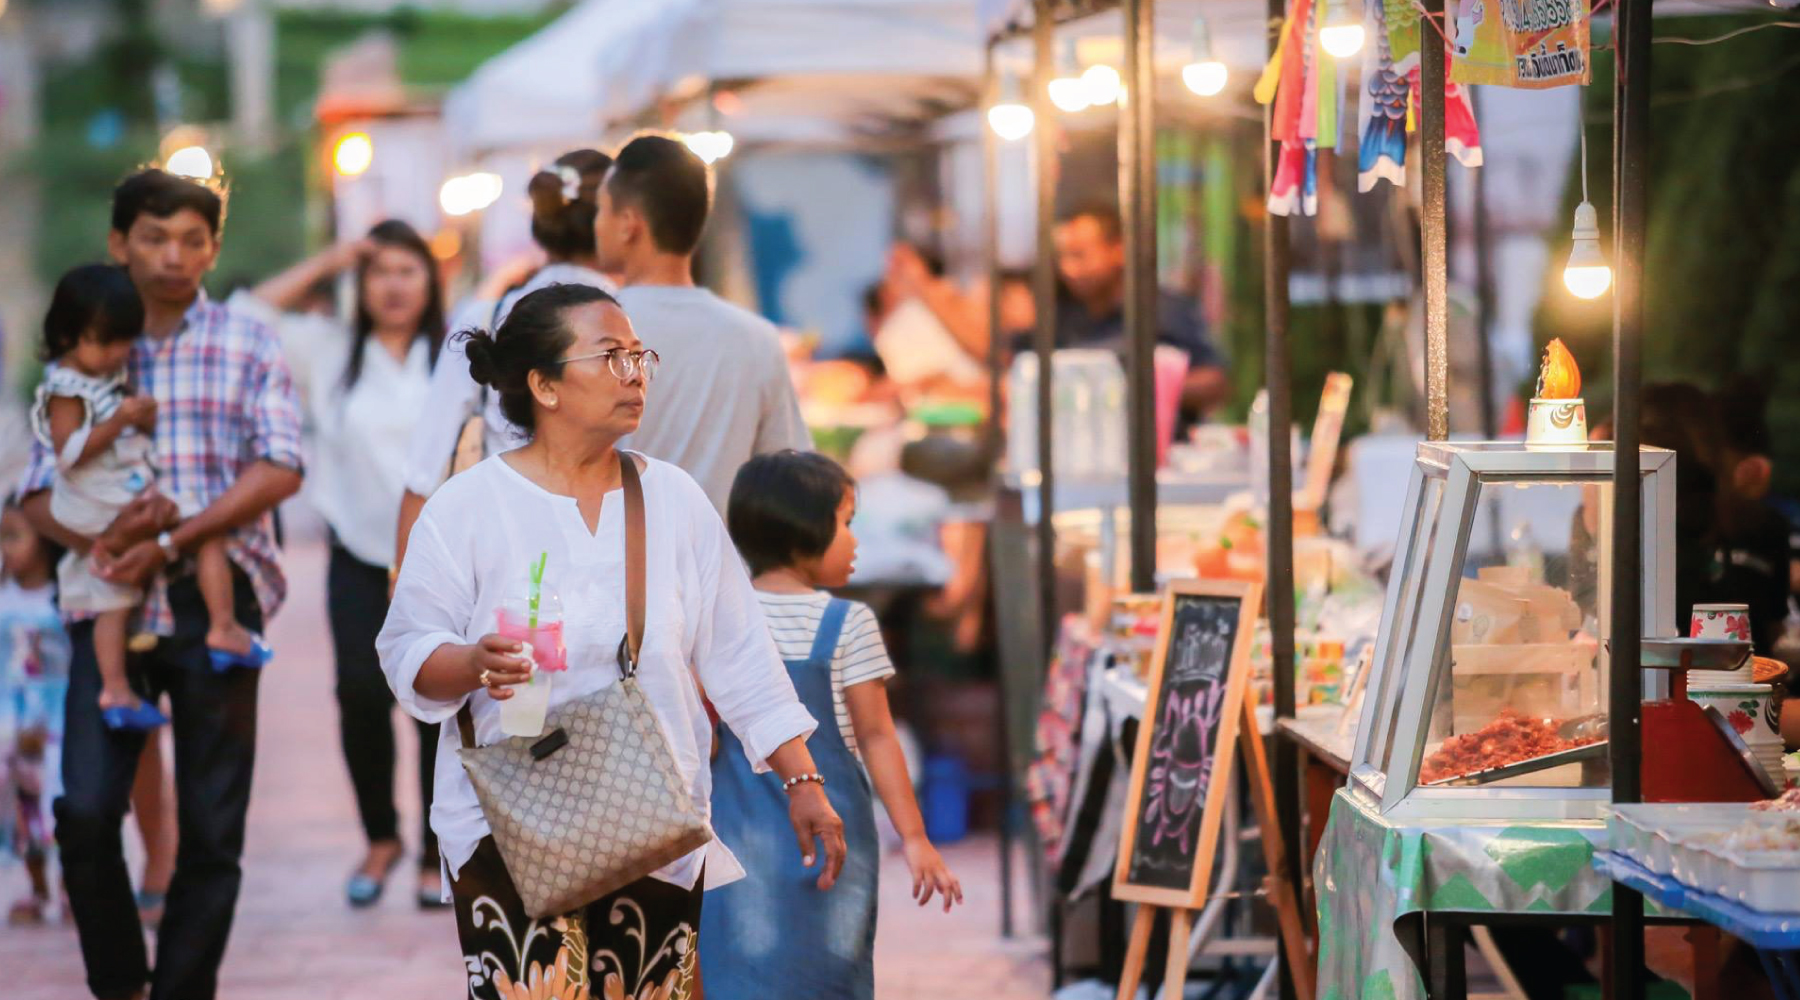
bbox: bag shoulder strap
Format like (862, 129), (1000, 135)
(619, 451), (646, 676)
(459, 450), (644, 749)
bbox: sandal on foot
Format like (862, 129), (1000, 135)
(102, 702), (168, 732)
(208, 635), (274, 673)
(346, 851), (403, 909)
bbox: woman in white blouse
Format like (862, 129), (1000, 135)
(378, 283), (844, 1000)
(393, 148), (622, 573)
(237, 220), (447, 908)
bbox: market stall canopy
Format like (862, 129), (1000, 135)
(442, 0), (641, 154)
(586, 0), (983, 145)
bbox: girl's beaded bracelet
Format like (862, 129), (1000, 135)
(782, 772), (826, 791)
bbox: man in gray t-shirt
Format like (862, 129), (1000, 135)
(595, 134), (811, 511)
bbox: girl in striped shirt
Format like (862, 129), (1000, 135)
(703, 450), (961, 999)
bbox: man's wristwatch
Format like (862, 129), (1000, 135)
(156, 531), (181, 564)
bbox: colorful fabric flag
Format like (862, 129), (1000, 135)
(1357, 0), (1408, 191)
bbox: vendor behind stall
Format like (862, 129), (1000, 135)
(1030, 202), (1230, 420)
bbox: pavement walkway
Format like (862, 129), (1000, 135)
(3, 539), (1050, 999)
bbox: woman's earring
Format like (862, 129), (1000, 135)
(546, 397), (559, 410)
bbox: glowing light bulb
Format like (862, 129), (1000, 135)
(1048, 77), (1089, 113)
(682, 131), (735, 164)
(1081, 64), (1122, 106)
(1320, 0), (1366, 58)
(333, 132), (374, 177)
(987, 103), (1035, 141)
(1048, 38), (1088, 113)
(1562, 201), (1612, 299)
(1183, 61), (1229, 97)
(165, 145), (214, 179)
(439, 172), (503, 217)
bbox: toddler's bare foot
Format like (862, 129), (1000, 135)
(206, 621), (254, 658)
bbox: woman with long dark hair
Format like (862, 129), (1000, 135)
(236, 218), (450, 907)
(394, 149), (620, 572)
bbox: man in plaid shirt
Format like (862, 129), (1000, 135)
(18, 170), (303, 1000)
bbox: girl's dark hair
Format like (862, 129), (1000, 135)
(528, 149), (612, 261)
(42, 264), (144, 361)
(727, 451), (856, 576)
(461, 283), (620, 435)
(345, 219), (446, 391)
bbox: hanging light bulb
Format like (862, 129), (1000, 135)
(1081, 63), (1122, 106)
(1182, 17), (1229, 97)
(1562, 201), (1612, 299)
(1319, 0), (1367, 58)
(1561, 98), (1611, 300)
(988, 70), (1035, 140)
(1047, 39), (1090, 113)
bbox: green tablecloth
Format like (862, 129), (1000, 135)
(1313, 788), (1621, 1000)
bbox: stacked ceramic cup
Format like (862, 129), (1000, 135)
(1685, 602), (1782, 784)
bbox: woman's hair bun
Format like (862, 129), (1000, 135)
(527, 170), (567, 221)
(460, 329), (503, 387)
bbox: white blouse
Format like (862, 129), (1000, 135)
(377, 453), (816, 891)
(232, 290), (432, 567)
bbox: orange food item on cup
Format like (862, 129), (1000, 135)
(1539, 338), (1581, 400)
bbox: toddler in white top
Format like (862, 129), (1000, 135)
(29, 265), (257, 732)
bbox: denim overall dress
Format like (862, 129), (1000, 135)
(701, 598), (878, 999)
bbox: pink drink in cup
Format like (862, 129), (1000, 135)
(495, 595), (565, 737)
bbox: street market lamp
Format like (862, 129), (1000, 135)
(1182, 17), (1229, 97)
(987, 71), (1035, 140)
(683, 131), (735, 165)
(1048, 39), (1090, 113)
(1562, 201), (1613, 299)
(1319, 0), (1367, 58)
(165, 145), (214, 180)
(439, 172), (503, 217)
(334, 132), (374, 177)
(1081, 63), (1122, 107)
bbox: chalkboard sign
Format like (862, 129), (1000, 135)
(1114, 579), (1262, 907)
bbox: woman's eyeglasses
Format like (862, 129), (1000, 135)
(555, 348), (660, 382)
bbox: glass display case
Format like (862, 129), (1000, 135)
(1348, 442), (1676, 820)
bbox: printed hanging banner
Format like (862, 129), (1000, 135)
(1451, 0), (1592, 89)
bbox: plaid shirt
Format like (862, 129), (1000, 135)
(20, 294), (305, 635)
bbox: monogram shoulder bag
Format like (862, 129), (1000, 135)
(454, 454), (713, 918)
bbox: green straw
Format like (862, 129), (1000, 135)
(528, 552), (547, 629)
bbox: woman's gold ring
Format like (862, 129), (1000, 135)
(479, 669), (492, 688)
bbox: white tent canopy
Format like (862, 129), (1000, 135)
(446, 0), (984, 155)
(441, 0), (651, 155)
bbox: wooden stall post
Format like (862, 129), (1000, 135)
(1030, 0), (1059, 660)
(1609, 0), (1652, 993)
(1120, 0), (1159, 594)
(1262, 0), (1304, 995)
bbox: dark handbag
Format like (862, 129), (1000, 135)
(453, 455), (712, 918)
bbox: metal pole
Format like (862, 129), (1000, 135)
(1470, 88), (1498, 442)
(1031, 1), (1059, 659)
(984, 48), (1007, 471)
(981, 46), (1019, 944)
(1609, 0), (1650, 993)
(1421, 0), (1449, 442)
(1120, 0), (1159, 595)
(1263, 1), (1300, 997)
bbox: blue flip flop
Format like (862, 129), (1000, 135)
(102, 701), (168, 732)
(208, 635), (274, 673)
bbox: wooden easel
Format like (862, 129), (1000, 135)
(1109, 580), (1316, 1000)
(1113, 687), (1316, 1000)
